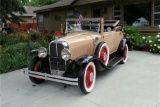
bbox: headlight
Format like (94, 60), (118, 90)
(61, 48), (71, 61)
(38, 47), (47, 58)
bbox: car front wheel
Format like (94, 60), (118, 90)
(29, 57), (45, 84)
(78, 62), (96, 94)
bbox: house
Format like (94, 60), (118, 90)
(7, 6), (40, 31)
(34, 0), (160, 35)
(13, 6), (40, 23)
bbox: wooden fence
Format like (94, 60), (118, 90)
(7, 23), (37, 31)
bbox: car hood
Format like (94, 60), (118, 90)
(60, 31), (100, 59)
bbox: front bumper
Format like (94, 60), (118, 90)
(24, 68), (78, 86)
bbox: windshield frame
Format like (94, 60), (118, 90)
(65, 18), (102, 33)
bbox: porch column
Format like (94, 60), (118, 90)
(120, 4), (124, 22)
(151, 0), (154, 26)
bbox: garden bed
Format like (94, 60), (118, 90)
(124, 26), (160, 53)
(0, 30), (55, 74)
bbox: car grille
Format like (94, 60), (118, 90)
(49, 42), (69, 73)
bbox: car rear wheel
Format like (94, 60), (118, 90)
(29, 57), (45, 84)
(120, 44), (128, 64)
(97, 43), (109, 66)
(78, 62), (96, 94)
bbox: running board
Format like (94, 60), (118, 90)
(107, 57), (123, 69)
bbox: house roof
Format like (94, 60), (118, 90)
(73, 0), (109, 6)
(34, 0), (75, 12)
(34, 0), (153, 13)
(13, 6), (40, 16)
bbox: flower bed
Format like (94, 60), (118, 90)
(124, 26), (160, 53)
(143, 34), (160, 53)
(0, 31), (54, 74)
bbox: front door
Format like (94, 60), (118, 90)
(124, 3), (151, 26)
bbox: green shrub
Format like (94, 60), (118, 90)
(143, 34), (160, 53)
(0, 54), (32, 73)
(124, 26), (139, 35)
(44, 33), (55, 42)
(0, 34), (9, 46)
(124, 26), (145, 49)
(0, 42), (48, 73)
(0, 34), (30, 47)
(0, 30), (52, 73)
(28, 29), (41, 42)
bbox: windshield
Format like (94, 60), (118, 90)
(66, 21), (100, 33)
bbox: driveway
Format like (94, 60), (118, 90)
(0, 51), (160, 107)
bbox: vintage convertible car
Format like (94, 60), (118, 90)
(24, 18), (130, 94)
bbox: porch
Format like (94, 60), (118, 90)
(138, 26), (160, 36)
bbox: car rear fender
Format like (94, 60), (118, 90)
(119, 38), (131, 51)
(120, 39), (126, 51)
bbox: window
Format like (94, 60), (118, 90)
(38, 14), (44, 27)
(66, 11), (74, 18)
(113, 6), (121, 20)
(154, 0), (160, 25)
(93, 9), (101, 18)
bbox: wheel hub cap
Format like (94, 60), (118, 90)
(100, 47), (108, 64)
(90, 72), (94, 82)
(86, 65), (94, 88)
(103, 52), (107, 61)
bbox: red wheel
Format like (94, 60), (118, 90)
(98, 43), (109, 66)
(33, 62), (42, 80)
(29, 57), (45, 84)
(120, 44), (128, 64)
(79, 62), (96, 94)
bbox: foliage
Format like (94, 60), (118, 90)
(0, 34), (30, 46)
(124, 26), (145, 49)
(124, 26), (160, 53)
(0, 33), (52, 73)
(44, 33), (55, 42)
(27, 29), (41, 42)
(143, 34), (160, 53)
(0, 0), (26, 26)
(0, 42), (47, 73)
(22, 0), (59, 6)
(0, 34), (8, 46)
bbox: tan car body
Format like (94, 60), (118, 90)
(62, 18), (123, 60)
(25, 18), (126, 93)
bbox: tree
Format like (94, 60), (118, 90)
(22, 0), (59, 6)
(0, 0), (26, 26)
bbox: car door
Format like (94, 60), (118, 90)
(112, 30), (123, 52)
(103, 30), (117, 54)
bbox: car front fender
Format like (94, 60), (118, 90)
(75, 55), (107, 71)
(28, 49), (38, 56)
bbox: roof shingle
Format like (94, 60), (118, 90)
(13, 6), (40, 16)
(34, 0), (75, 12)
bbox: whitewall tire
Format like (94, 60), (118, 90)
(120, 44), (128, 64)
(78, 62), (96, 94)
